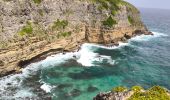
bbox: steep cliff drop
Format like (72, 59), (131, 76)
(0, 0), (151, 77)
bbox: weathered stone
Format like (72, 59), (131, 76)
(0, 0), (149, 77)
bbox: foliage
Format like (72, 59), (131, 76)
(128, 15), (134, 25)
(94, 0), (122, 13)
(128, 86), (170, 100)
(102, 16), (117, 28)
(33, 0), (42, 4)
(120, 1), (139, 14)
(59, 31), (72, 37)
(18, 22), (33, 36)
(52, 19), (68, 31)
(131, 86), (143, 92)
(112, 86), (127, 92)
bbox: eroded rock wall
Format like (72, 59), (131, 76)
(0, 0), (150, 77)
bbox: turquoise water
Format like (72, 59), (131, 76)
(0, 8), (170, 100)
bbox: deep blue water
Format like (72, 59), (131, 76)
(0, 8), (170, 100)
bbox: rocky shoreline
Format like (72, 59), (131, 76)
(0, 28), (152, 77)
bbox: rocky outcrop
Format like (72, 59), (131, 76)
(0, 0), (151, 77)
(93, 91), (132, 100)
(94, 86), (170, 100)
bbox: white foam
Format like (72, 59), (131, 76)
(130, 31), (168, 42)
(77, 43), (115, 66)
(40, 83), (53, 93)
(14, 89), (36, 98)
(0, 52), (79, 98)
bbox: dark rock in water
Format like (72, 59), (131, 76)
(114, 43), (119, 46)
(70, 89), (81, 97)
(133, 30), (143, 35)
(121, 37), (127, 42)
(144, 31), (153, 35)
(124, 34), (131, 39)
(57, 83), (73, 89)
(73, 55), (76, 58)
(148, 31), (154, 35)
(87, 86), (99, 92)
(93, 91), (130, 100)
(7, 83), (12, 85)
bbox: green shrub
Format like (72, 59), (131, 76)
(128, 15), (134, 25)
(60, 31), (72, 37)
(112, 86), (127, 92)
(52, 19), (68, 31)
(131, 86), (143, 92)
(128, 86), (170, 100)
(18, 22), (33, 36)
(102, 16), (117, 28)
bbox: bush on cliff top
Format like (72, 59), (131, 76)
(129, 86), (170, 100)
(131, 86), (143, 92)
(111, 86), (170, 100)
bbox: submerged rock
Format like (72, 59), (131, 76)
(87, 86), (99, 92)
(70, 89), (82, 97)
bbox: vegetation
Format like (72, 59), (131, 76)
(52, 19), (68, 31)
(91, 0), (123, 28)
(112, 86), (127, 92)
(120, 1), (139, 14)
(102, 16), (117, 28)
(131, 86), (143, 92)
(18, 21), (33, 36)
(128, 15), (134, 25)
(111, 86), (170, 100)
(129, 86), (170, 100)
(59, 32), (72, 37)
(33, 0), (42, 4)
(92, 0), (122, 11)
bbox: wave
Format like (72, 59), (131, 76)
(40, 83), (53, 93)
(77, 43), (116, 66)
(130, 31), (168, 42)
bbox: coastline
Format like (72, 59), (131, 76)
(0, 30), (152, 78)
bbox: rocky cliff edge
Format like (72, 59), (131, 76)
(0, 0), (152, 77)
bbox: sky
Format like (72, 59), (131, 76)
(125, 0), (170, 9)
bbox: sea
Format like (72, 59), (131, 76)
(0, 8), (170, 100)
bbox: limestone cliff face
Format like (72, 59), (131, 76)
(0, 0), (150, 77)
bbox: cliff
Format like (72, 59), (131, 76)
(0, 0), (151, 77)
